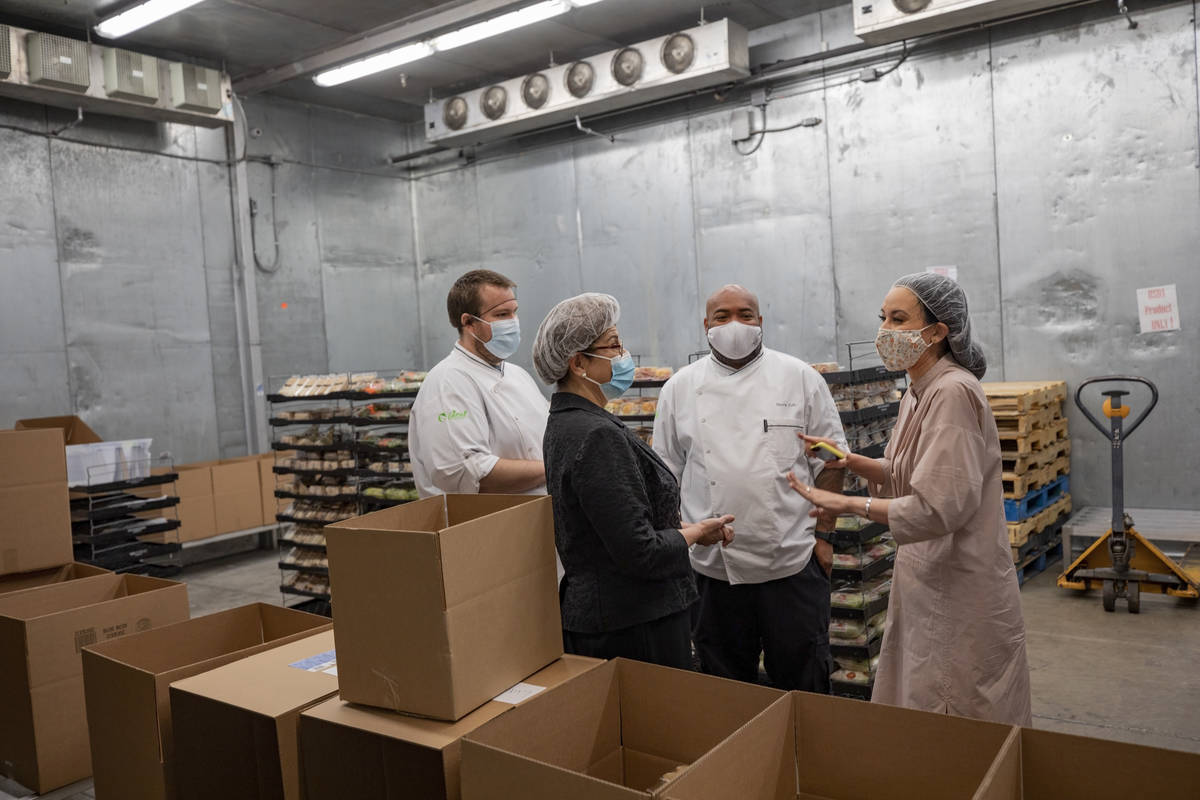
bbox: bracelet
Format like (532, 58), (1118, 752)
(863, 497), (873, 518)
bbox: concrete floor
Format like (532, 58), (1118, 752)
(6, 547), (1200, 799)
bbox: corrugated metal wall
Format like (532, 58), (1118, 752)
(1, 0), (1197, 509)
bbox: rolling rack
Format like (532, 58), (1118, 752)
(267, 370), (424, 617)
(70, 457), (182, 577)
(604, 355), (675, 446)
(820, 341), (907, 700)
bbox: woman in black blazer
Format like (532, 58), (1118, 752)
(532, 293), (734, 669)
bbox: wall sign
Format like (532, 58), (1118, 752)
(1136, 284), (1181, 334)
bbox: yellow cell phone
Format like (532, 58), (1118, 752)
(809, 441), (846, 461)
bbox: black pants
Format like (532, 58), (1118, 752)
(693, 558), (832, 693)
(563, 609), (693, 670)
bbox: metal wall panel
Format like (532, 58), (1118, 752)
(0, 128), (72, 425)
(689, 87), (838, 364)
(573, 119), (701, 367)
(49, 141), (221, 461)
(826, 34), (1005, 373)
(992, 2), (1200, 509)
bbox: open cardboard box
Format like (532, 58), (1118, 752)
(459, 658), (787, 800)
(169, 629), (339, 800)
(325, 494), (561, 721)
(82, 603), (333, 800)
(300, 655), (605, 800)
(981, 726), (1200, 799)
(15, 415), (102, 445)
(662, 691), (1020, 800)
(0, 562), (109, 596)
(0, 573), (189, 793)
(0, 428), (74, 577)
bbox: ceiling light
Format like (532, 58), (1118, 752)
(94, 0), (206, 39)
(432, 1), (569, 52)
(313, 0), (608, 88)
(313, 41), (435, 87)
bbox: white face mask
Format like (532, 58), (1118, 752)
(707, 321), (763, 362)
(875, 324), (935, 372)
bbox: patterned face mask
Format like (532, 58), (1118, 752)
(875, 324), (935, 372)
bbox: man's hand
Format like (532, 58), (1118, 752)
(814, 537), (833, 577)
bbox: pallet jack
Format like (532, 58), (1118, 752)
(1058, 375), (1200, 612)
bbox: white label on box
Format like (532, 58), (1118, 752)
(493, 682), (546, 705)
(927, 265), (958, 281)
(59, 55), (73, 65)
(132, 69), (144, 79)
(197, 82), (208, 91)
(289, 649), (337, 673)
(1137, 284), (1181, 334)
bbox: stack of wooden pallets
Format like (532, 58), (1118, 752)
(982, 380), (1073, 573)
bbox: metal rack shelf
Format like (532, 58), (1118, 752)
(831, 552), (895, 584)
(69, 472), (179, 495)
(270, 441), (356, 454)
(70, 494), (179, 523)
(280, 585), (331, 600)
(279, 538), (327, 552)
(839, 401), (903, 426)
(278, 562), (329, 575)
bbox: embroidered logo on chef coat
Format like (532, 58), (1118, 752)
(438, 409), (469, 422)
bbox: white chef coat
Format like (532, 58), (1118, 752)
(653, 348), (848, 585)
(409, 345), (550, 498)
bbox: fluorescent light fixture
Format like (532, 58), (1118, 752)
(313, 0), (608, 87)
(313, 41), (435, 87)
(94, 0), (206, 39)
(432, 1), (568, 51)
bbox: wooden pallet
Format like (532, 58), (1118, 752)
(1004, 438), (1071, 474)
(1008, 493), (1073, 548)
(1003, 455), (1071, 499)
(983, 381), (1068, 414)
(992, 403), (1062, 436)
(999, 418), (1069, 455)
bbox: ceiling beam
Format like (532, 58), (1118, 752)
(232, 0), (535, 95)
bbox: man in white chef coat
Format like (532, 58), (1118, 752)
(409, 269), (549, 498)
(653, 285), (848, 692)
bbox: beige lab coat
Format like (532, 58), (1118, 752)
(870, 355), (1032, 726)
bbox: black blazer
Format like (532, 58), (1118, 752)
(544, 392), (697, 634)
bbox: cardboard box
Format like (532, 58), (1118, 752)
(170, 630), (340, 800)
(326, 494), (561, 721)
(980, 727), (1200, 799)
(661, 690), (1019, 800)
(212, 458), (266, 533)
(0, 428), (74, 577)
(82, 603), (333, 800)
(0, 563), (109, 596)
(0, 573), (189, 793)
(259, 455), (277, 526)
(300, 655), (605, 800)
(460, 658), (787, 800)
(15, 415), (102, 445)
(170, 463), (217, 543)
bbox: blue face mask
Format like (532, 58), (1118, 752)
(583, 350), (636, 400)
(471, 315), (520, 360)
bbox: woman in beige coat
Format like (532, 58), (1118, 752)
(790, 273), (1032, 726)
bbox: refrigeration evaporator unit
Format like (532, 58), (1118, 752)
(425, 18), (749, 146)
(26, 32), (90, 91)
(854, 0), (1082, 44)
(170, 62), (223, 112)
(0, 26), (12, 81)
(103, 48), (160, 103)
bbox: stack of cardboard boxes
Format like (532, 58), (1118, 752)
(169, 455), (277, 543)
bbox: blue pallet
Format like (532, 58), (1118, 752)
(1016, 538), (1063, 587)
(1004, 474), (1070, 522)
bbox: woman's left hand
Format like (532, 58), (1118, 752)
(787, 472), (850, 517)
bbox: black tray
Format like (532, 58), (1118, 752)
(830, 679), (874, 700)
(281, 585), (331, 600)
(274, 490), (358, 503)
(346, 416), (411, 427)
(630, 379), (669, 389)
(287, 597), (332, 617)
(353, 442), (410, 457)
(830, 594), (890, 622)
(830, 634), (883, 662)
(839, 401), (902, 426)
(273, 466), (358, 478)
(275, 514), (354, 526)
(271, 441), (356, 454)
(279, 562), (330, 575)
(80, 540), (182, 570)
(73, 517), (181, 548)
(821, 365), (906, 387)
(856, 442), (887, 460)
(72, 494), (179, 523)
(269, 416), (355, 427)
(360, 494), (416, 510)
(831, 552), (895, 583)
(279, 538), (328, 552)
(70, 472), (178, 495)
(831, 521), (889, 550)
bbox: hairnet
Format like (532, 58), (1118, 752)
(532, 293), (622, 385)
(893, 273), (988, 379)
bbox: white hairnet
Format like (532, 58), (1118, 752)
(894, 273), (988, 379)
(532, 293), (622, 385)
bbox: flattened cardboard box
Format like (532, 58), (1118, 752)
(0, 563), (109, 596)
(83, 603), (332, 800)
(301, 655), (604, 800)
(460, 658), (786, 800)
(156, 464), (217, 543)
(0, 573), (189, 794)
(258, 455), (276, 528)
(662, 690), (1018, 800)
(979, 726), (1200, 800)
(170, 630), (339, 800)
(326, 494), (561, 721)
(0, 428), (73, 576)
(210, 457), (265, 532)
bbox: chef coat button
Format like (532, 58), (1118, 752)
(705, 449), (711, 454)
(710, 480), (716, 486)
(700, 418), (707, 423)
